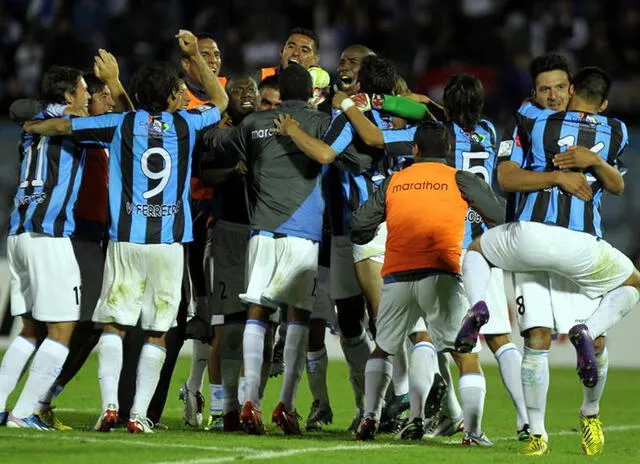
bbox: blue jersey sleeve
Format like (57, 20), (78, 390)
(382, 126), (416, 157)
(71, 112), (125, 147)
(322, 112), (354, 154)
(181, 105), (222, 131)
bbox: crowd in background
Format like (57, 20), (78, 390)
(1, 0), (640, 124)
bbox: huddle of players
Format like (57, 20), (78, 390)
(0, 24), (637, 458)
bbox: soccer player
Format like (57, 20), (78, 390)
(496, 55), (619, 455)
(347, 121), (503, 443)
(203, 64), (329, 435)
(459, 66), (630, 456)
(199, 73), (260, 431)
(1, 65), (90, 430)
(258, 76), (281, 110)
(24, 30), (227, 434)
(340, 74), (530, 439)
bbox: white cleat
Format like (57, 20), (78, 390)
(94, 405), (119, 432)
(179, 383), (204, 427)
(127, 415), (154, 434)
(423, 413), (463, 438)
(462, 431), (494, 447)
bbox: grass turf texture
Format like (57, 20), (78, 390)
(0, 353), (639, 463)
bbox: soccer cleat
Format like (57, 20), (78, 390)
(520, 435), (549, 455)
(517, 423), (531, 442)
(580, 414), (604, 456)
(394, 418), (425, 440)
(568, 324), (598, 388)
(270, 339), (285, 378)
(348, 408), (364, 433)
(455, 301), (490, 353)
(462, 431), (494, 447)
(355, 415), (377, 441)
(94, 405), (119, 432)
(423, 413), (464, 438)
(223, 410), (242, 432)
(204, 413), (224, 431)
(305, 400), (334, 431)
(379, 393), (410, 433)
(7, 414), (54, 431)
(127, 415), (154, 434)
(271, 401), (301, 435)
(0, 411), (7, 426)
(39, 406), (72, 431)
(240, 401), (266, 435)
(179, 382), (204, 427)
(424, 373), (448, 420)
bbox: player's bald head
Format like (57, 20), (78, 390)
(343, 44), (375, 57)
(337, 45), (376, 94)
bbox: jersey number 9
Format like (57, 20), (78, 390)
(141, 147), (172, 199)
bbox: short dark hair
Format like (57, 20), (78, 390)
(225, 72), (256, 93)
(571, 66), (612, 105)
(443, 74), (484, 132)
(83, 73), (107, 96)
(195, 32), (217, 42)
(413, 121), (454, 163)
(529, 53), (571, 85)
(130, 62), (180, 112)
(41, 65), (83, 104)
(287, 27), (320, 52)
(259, 74), (279, 91)
(278, 63), (312, 101)
(358, 55), (396, 95)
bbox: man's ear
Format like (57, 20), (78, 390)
(313, 54), (320, 67)
(63, 91), (73, 105)
(598, 99), (608, 113)
(411, 144), (419, 157)
(568, 83), (575, 97)
(180, 57), (190, 73)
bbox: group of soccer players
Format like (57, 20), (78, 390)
(0, 24), (637, 458)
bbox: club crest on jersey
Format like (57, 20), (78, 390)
(143, 117), (170, 138)
(578, 113), (599, 126)
(470, 133), (486, 144)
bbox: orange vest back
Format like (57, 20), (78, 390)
(260, 67), (277, 80)
(382, 162), (469, 277)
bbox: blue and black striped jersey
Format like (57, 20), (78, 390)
(71, 106), (221, 244)
(514, 109), (628, 237)
(9, 111), (87, 238)
(382, 119), (499, 247)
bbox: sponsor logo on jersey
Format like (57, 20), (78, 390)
(498, 140), (514, 159)
(251, 128), (276, 139)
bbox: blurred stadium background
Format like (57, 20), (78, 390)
(1, 0), (640, 365)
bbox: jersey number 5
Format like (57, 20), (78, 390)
(141, 147), (172, 199)
(461, 151), (490, 183)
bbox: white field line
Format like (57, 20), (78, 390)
(152, 424), (640, 464)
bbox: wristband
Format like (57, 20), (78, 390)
(340, 98), (356, 112)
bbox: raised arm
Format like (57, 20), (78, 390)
(93, 49), (134, 111)
(332, 92), (384, 148)
(274, 114), (337, 164)
(176, 29), (228, 113)
(23, 118), (72, 136)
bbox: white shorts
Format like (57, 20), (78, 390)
(310, 266), (336, 323)
(330, 235), (361, 299)
(353, 222), (386, 264)
(93, 241), (183, 332)
(210, 221), (248, 318)
(8, 233), (81, 322)
(479, 267), (512, 335)
(240, 233), (319, 311)
(71, 239), (105, 323)
(376, 274), (480, 355)
(481, 222), (634, 298)
(511, 271), (602, 334)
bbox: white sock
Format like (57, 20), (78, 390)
(409, 342), (437, 420)
(187, 340), (209, 393)
(341, 331), (371, 409)
(494, 342), (528, 429)
(209, 384), (224, 415)
(238, 376), (248, 406)
(364, 357), (393, 420)
(279, 323), (309, 409)
(12, 338), (69, 418)
(221, 358), (242, 414)
(392, 343), (409, 397)
(438, 352), (462, 419)
(130, 343), (166, 418)
(462, 250), (491, 305)
(306, 347), (329, 408)
(459, 373), (486, 437)
(581, 347), (609, 416)
(586, 286), (640, 338)
(97, 333), (123, 411)
(243, 321), (266, 405)
(522, 347), (549, 440)
(0, 336), (36, 411)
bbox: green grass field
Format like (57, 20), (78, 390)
(0, 353), (639, 463)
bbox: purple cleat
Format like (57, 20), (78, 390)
(568, 324), (598, 388)
(455, 301), (490, 353)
